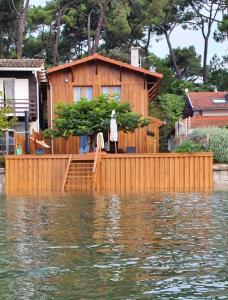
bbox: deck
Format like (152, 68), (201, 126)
(5, 152), (213, 195)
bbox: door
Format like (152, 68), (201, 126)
(74, 87), (93, 154)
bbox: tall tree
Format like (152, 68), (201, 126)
(12, 0), (30, 58)
(151, 0), (190, 80)
(91, 0), (110, 54)
(187, 0), (226, 84)
(166, 46), (201, 80)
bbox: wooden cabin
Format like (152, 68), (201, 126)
(47, 54), (163, 154)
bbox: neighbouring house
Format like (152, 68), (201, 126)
(168, 91), (228, 150)
(0, 59), (47, 133)
(47, 52), (163, 154)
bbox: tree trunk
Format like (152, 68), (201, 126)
(0, 28), (3, 58)
(91, 0), (109, 54)
(143, 26), (152, 68)
(53, 10), (61, 65)
(16, 0), (30, 59)
(87, 10), (92, 55)
(164, 30), (181, 80)
(202, 36), (209, 84)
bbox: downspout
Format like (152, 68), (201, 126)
(34, 70), (40, 132)
(49, 81), (54, 154)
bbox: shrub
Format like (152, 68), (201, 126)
(190, 127), (228, 163)
(174, 140), (204, 153)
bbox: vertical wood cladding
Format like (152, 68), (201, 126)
(48, 60), (160, 153)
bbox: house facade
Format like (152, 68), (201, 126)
(173, 91), (228, 141)
(47, 54), (163, 154)
(0, 59), (47, 132)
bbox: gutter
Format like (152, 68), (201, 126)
(0, 67), (42, 72)
(34, 70), (40, 132)
(49, 82), (54, 154)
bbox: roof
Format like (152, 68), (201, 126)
(190, 116), (228, 128)
(47, 53), (163, 79)
(187, 92), (228, 110)
(0, 59), (44, 69)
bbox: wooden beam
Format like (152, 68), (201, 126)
(119, 66), (122, 82)
(95, 59), (98, 75)
(71, 66), (75, 82)
(144, 73), (146, 89)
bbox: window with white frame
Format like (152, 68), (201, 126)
(73, 86), (93, 102)
(102, 86), (121, 101)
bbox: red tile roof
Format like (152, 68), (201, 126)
(187, 92), (228, 110)
(47, 53), (163, 79)
(0, 59), (44, 68)
(190, 116), (228, 128)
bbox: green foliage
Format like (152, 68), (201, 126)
(157, 93), (185, 125)
(0, 91), (17, 133)
(166, 46), (201, 80)
(208, 55), (228, 91)
(150, 93), (185, 151)
(174, 140), (204, 153)
(45, 95), (149, 140)
(190, 127), (228, 163)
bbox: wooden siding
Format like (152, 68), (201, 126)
(5, 155), (69, 194)
(48, 60), (158, 153)
(95, 153), (213, 192)
(5, 152), (213, 195)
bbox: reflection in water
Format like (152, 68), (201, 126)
(0, 192), (227, 299)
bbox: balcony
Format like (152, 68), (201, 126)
(0, 98), (37, 119)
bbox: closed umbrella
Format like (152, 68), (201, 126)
(110, 110), (118, 153)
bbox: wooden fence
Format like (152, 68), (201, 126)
(5, 152), (213, 195)
(95, 153), (213, 192)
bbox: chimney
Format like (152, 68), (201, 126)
(131, 46), (140, 67)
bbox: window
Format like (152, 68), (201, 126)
(212, 98), (227, 104)
(73, 86), (93, 102)
(102, 86), (121, 101)
(0, 79), (15, 100)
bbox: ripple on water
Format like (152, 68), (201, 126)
(0, 191), (227, 299)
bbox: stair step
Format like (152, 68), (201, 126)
(67, 175), (93, 178)
(69, 166), (93, 169)
(68, 171), (93, 174)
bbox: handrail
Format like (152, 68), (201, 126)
(92, 146), (100, 173)
(61, 154), (72, 193)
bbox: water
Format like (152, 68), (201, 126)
(0, 191), (227, 299)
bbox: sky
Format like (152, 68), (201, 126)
(30, 0), (228, 62)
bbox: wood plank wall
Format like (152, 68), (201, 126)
(95, 153), (213, 192)
(48, 61), (159, 153)
(5, 155), (69, 195)
(5, 152), (213, 195)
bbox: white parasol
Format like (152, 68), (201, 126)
(110, 110), (118, 153)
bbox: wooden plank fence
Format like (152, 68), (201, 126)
(5, 152), (213, 195)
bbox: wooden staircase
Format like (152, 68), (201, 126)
(62, 154), (96, 193)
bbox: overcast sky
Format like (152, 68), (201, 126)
(30, 0), (228, 62)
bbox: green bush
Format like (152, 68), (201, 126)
(190, 127), (228, 163)
(174, 140), (204, 153)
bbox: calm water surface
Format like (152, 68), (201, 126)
(0, 191), (227, 299)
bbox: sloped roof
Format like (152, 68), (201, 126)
(187, 92), (228, 110)
(47, 53), (163, 79)
(190, 116), (228, 128)
(0, 59), (44, 69)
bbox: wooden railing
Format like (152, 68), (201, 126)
(92, 146), (102, 190)
(0, 98), (37, 117)
(61, 154), (72, 193)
